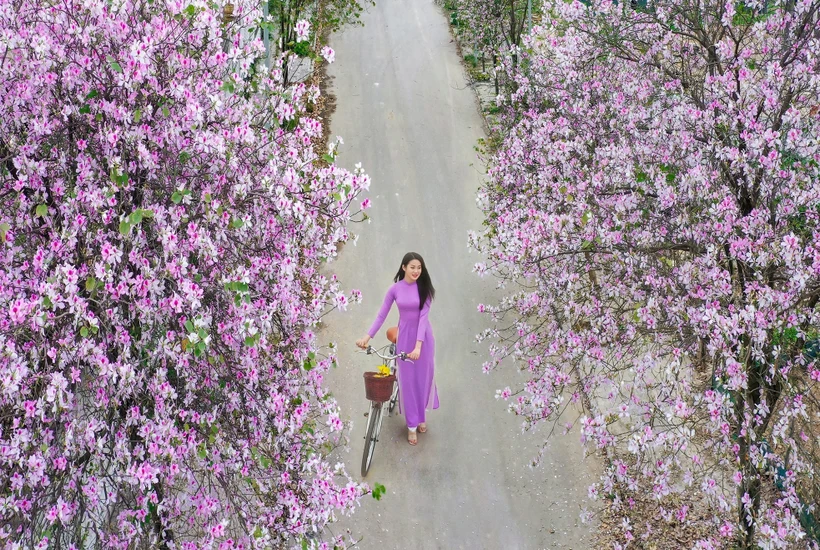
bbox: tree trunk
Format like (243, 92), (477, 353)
(737, 474), (761, 548)
(493, 53), (499, 95)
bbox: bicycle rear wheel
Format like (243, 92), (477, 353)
(387, 355), (399, 415)
(388, 380), (399, 415)
(361, 401), (383, 477)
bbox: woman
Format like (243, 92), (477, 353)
(356, 252), (439, 446)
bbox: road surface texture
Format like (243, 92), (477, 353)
(321, 0), (598, 548)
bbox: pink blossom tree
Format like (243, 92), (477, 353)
(0, 0), (369, 547)
(472, 0), (820, 546)
(262, 0), (369, 84)
(449, 0), (538, 93)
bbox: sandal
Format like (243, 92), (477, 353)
(418, 423), (427, 433)
(408, 430), (418, 446)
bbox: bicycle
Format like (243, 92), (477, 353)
(358, 336), (409, 477)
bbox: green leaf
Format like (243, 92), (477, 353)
(119, 221), (131, 236)
(133, 109), (142, 123)
(161, 104), (170, 117)
(85, 277), (97, 292)
(184, 320), (194, 333)
(178, 151), (191, 164)
(291, 40), (311, 57)
(85, 90), (99, 100)
(253, 527), (263, 539)
(171, 191), (183, 204)
(35, 204), (48, 218)
(106, 55), (123, 73)
(322, 153), (335, 164)
(230, 218), (244, 229)
(221, 79), (235, 93)
(0, 222), (9, 243)
(80, 326), (89, 338)
(42, 296), (53, 309)
(372, 482), (386, 500)
(79, 104), (91, 114)
(130, 210), (143, 224)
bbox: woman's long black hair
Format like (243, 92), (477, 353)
(393, 252), (435, 310)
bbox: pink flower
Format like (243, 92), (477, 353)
(100, 241), (122, 264)
(720, 521), (734, 537)
(333, 292), (348, 311)
(320, 46), (335, 64)
(135, 461), (158, 489)
(8, 298), (29, 324)
(294, 20), (310, 42)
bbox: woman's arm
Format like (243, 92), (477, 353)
(408, 298), (431, 359)
(367, 285), (395, 339)
(416, 297), (431, 343)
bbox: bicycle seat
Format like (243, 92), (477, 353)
(386, 326), (398, 344)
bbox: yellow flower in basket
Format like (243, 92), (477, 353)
(375, 364), (391, 377)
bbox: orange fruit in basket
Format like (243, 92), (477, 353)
(386, 326), (398, 344)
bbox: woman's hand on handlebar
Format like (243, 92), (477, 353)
(355, 335), (371, 349)
(407, 344), (421, 361)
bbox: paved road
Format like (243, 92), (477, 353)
(321, 0), (598, 548)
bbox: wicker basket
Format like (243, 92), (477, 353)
(363, 372), (396, 402)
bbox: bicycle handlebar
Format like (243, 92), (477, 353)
(357, 345), (412, 363)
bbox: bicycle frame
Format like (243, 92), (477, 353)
(358, 343), (410, 476)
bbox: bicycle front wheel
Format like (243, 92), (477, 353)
(361, 401), (383, 477)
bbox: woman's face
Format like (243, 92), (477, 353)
(403, 259), (423, 281)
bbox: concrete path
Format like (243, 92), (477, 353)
(321, 0), (598, 548)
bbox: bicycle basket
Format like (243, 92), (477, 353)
(363, 372), (396, 402)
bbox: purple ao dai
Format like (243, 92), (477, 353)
(368, 281), (439, 428)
